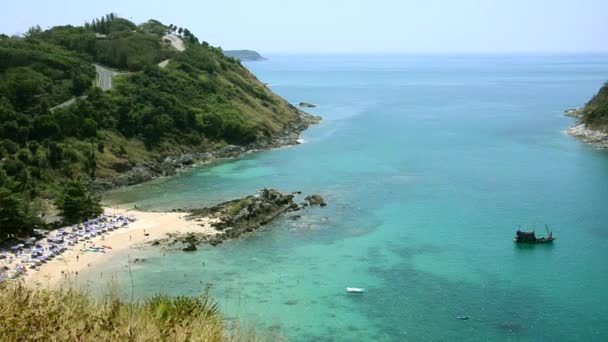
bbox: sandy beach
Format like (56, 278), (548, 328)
(21, 208), (218, 287)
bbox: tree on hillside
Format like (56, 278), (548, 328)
(178, 27), (183, 35)
(54, 180), (102, 224)
(100, 16), (106, 34)
(0, 188), (42, 240)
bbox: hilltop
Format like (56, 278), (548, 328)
(580, 82), (608, 131)
(223, 49), (267, 61)
(565, 82), (608, 148)
(0, 14), (319, 239)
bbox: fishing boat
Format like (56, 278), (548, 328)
(346, 287), (365, 293)
(514, 225), (555, 244)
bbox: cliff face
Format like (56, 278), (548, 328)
(565, 83), (608, 149)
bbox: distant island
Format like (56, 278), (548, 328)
(565, 82), (608, 149)
(223, 49), (267, 61)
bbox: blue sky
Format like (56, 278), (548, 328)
(2, 0), (607, 53)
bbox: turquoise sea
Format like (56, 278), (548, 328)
(94, 55), (608, 341)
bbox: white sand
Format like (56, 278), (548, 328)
(22, 208), (218, 288)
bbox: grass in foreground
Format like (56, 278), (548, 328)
(0, 282), (263, 341)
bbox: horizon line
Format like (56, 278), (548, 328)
(246, 50), (608, 56)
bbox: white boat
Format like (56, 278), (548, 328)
(346, 287), (365, 293)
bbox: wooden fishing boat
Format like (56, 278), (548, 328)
(514, 225), (555, 244)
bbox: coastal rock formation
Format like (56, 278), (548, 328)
(110, 160), (132, 172)
(91, 110), (321, 192)
(148, 189), (327, 250)
(182, 243), (197, 252)
(566, 123), (608, 149)
(564, 83), (608, 149)
(305, 194), (327, 207)
(195, 188), (295, 236)
(564, 108), (584, 118)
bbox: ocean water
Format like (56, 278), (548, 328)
(94, 54), (608, 341)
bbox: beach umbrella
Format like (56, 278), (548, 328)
(10, 246), (20, 251)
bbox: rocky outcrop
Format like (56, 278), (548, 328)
(190, 189), (296, 238)
(564, 108), (584, 118)
(91, 110), (321, 192)
(110, 160), (132, 172)
(305, 194), (327, 207)
(182, 243), (197, 252)
(148, 189), (327, 250)
(298, 102), (317, 108)
(564, 108), (608, 149)
(566, 123), (608, 149)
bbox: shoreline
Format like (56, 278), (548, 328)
(21, 208), (218, 288)
(564, 108), (608, 149)
(91, 110), (321, 193)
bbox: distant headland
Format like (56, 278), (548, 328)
(564, 82), (608, 149)
(223, 49), (267, 61)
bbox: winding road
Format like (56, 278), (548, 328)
(94, 64), (126, 91)
(51, 36), (185, 110)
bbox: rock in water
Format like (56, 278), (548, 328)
(182, 243), (197, 252)
(150, 189), (329, 251)
(305, 194), (327, 207)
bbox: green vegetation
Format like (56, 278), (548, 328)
(0, 283), (248, 341)
(0, 14), (302, 240)
(54, 181), (103, 224)
(223, 50), (267, 61)
(582, 82), (608, 131)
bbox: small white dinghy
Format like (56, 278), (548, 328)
(346, 287), (365, 293)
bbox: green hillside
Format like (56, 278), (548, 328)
(582, 82), (608, 131)
(0, 14), (311, 239)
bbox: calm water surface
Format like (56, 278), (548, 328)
(94, 54), (608, 341)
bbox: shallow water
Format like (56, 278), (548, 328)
(93, 54), (608, 341)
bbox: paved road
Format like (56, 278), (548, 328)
(94, 64), (125, 91)
(158, 59), (170, 68)
(49, 96), (88, 112)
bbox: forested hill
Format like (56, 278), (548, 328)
(581, 82), (608, 132)
(0, 14), (312, 240)
(223, 50), (267, 61)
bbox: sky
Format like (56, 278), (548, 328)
(1, 0), (607, 54)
